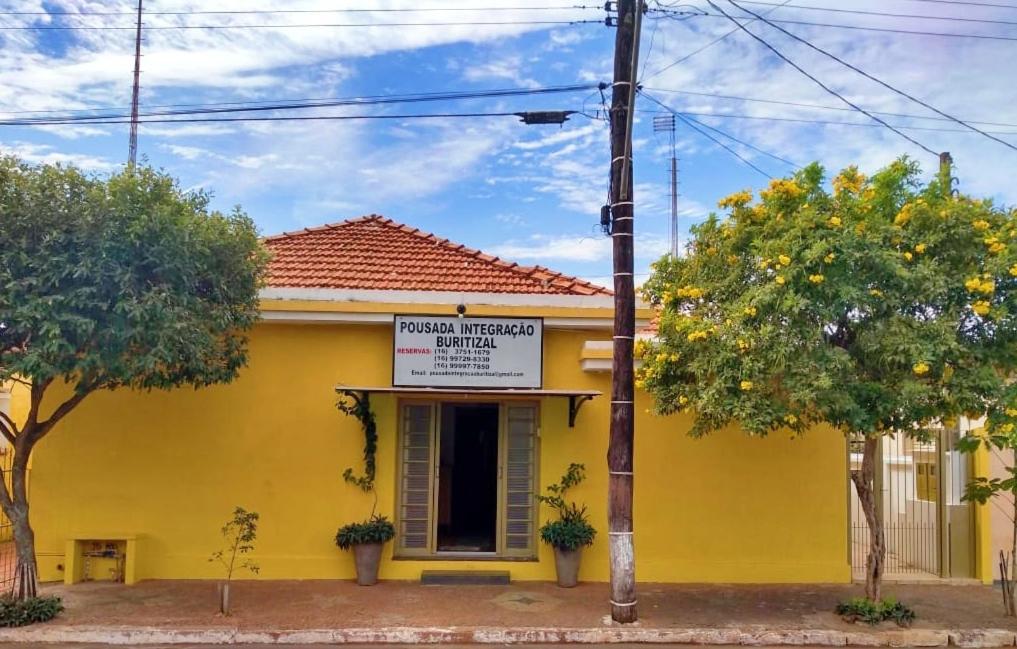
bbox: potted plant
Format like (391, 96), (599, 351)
(335, 515), (396, 586)
(537, 463), (596, 588)
(334, 391), (395, 586)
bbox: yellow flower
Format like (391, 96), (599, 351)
(870, 288), (883, 297)
(979, 280), (995, 295)
(727, 254), (739, 264)
(828, 216), (842, 228)
(1006, 408), (1017, 417)
(775, 275), (786, 285)
(669, 353), (679, 362)
(740, 380), (754, 391)
(824, 253), (836, 263)
(737, 339), (750, 352)
(778, 254), (792, 266)
(634, 379), (646, 389)
(990, 242), (1006, 254)
(832, 169), (864, 195)
(915, 243), (927, 254)
(761, 178), (804, 200)
(784, 414), (798, 425)
(656, 352), (668, 363)
(855, 222), (867, 235)
(913, 362), (930, 376)
(903, 251), (913, 261)
(973, 219), (991, 231)
(718, 190), (753, 210)
(894, 205), (912, 226)
(1010, 264), (1017, 277)
(808, 274), (825, 284)
(678, 395), (689, 405)
(744, 306), (757, 317)
(676, 286), (705, 299)
(759, 258), (771, 269)
(939, 210), (948, 218)
(633, 339), (647, 359)
(687, 330), (710, 342)
(964, 277), (982, 292)
(973, 300), (992, 316)
(1003, 423), (1016, 434)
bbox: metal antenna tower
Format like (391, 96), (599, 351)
(653, 114), (678, 256)
(128, 0), (143, 166)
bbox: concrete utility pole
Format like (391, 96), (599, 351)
(938, 151), (953, 196)
(607, 0), (642, 625)
(128, 0), (143, 166)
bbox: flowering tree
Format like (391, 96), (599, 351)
(0, 158), (267, 598)
(638, 158), (1017, 602)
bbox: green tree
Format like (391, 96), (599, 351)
(0, 158), (267, 598)
(638, 157), (1017, 601)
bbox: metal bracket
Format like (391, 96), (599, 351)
(568, 395), (594, 428)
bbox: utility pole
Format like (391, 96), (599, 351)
(128, 0), (143, 166)
(653, 114), (679, 256)
(607, 0), (642, 625)
(938, 151), (953, 197)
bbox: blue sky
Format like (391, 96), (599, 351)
(2, 1), (1016, 288)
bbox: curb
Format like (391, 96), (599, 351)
(0, 625), (1012, 646)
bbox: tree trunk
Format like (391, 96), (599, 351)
(5, 447), (38, 600)
(850, 436), (884, 602)
(1008, 484), (1017, 616)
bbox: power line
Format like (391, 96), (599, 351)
(731, 0), (1017, 26)
(903, 0), (1017, 10)
(0, 110), (568, 127)
(647, 108), (1017, 135)
(0, 84), (599, 124)
(680, 111), (801, 167)
(704, 0), (938, 155)
(0, 19), (602, 30)
(0, 5), (601, 16)
(642, 87), (1017, 129)
(0, 84), (598, 119)
(726, 0), (1017, 154)
(641, 0), (793, 81)
(640, 90), (774, 178)
(659, 10), (1017, 41)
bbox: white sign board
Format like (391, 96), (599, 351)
(393, 315), (543, 389)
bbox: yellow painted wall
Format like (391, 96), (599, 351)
(29, 321), (850, 584)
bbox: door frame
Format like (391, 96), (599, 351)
(394, 397), (540, 560)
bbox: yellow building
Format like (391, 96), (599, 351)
(27, 216), (863, 585)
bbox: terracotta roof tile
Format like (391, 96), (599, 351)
(263, 215), (612, 296)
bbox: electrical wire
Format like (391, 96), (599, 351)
(640, 90), (774, 178)
(0, 84), (598, 125)
(904, 0), (1017, 10)
(642, 87), (1017, 129)
(0, 110), (572, 127)
(0, 84), (598, 120)
(0, 5), (602, 16)
(646, 108), (1017, 135)
(641, 0), (793, 83)
(680, 111), (801, 167)
(650, 7), (1017, 41)
(730, 0), (1017, 26)
(0, 19), (602, 30)
(705, 0), (938, 156)
(726, 0), (1017, 154)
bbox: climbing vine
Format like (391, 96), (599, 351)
(336, 391), (377, 493)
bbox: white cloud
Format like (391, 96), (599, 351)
(489, 231), (670, 264)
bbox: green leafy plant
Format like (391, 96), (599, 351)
(335, 515), (395, 550)
(0, 596), (62, 627)
(835, 597), (915, 627)
(958, 417), (1017, 616)
(337, 391), (377, 493)
(537, 463), (596, 551)
(637, 158), (1017, 601)
(0, 157), (267, 598)
(211, 507), (260, 582)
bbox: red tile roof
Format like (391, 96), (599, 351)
(263, 215), (612, 296)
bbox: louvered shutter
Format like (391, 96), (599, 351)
(398, 403), (435, 554)
(503, 403), (538, 556)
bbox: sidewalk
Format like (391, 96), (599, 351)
(1, 580), (1015, 646)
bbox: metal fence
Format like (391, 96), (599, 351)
(0, 449), (17, 594)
